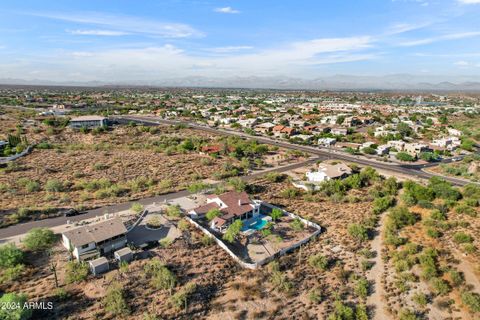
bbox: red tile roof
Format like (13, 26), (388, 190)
(190, 202), (219, 216)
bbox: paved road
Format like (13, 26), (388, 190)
(113, 115), (472, 187)
(0, 157), (319, 239)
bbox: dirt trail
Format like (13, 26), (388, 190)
(366, 212), (391, 320)
(453, 248), (480, 294)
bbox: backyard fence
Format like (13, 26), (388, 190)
(185, 201), (322, 269)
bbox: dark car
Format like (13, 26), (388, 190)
(62, 209), (81, 217)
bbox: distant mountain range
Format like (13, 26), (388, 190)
(1, 74), (480, 91)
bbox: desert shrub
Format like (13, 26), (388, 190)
(0, 293), (32, 320)
(361, 260), (374, 271)
(402, 181), (434, 204)
(412, 292), (428, 307)
(177, 219), (189, 231)
(308, 254), (328, 271)
(347, 223), (369, 242)
(159, 238), (172, 248)
(430, 209), (446, 221)
(36, 141), (53, 149)
(75, 178), (112, 191)
(419, 247), (438, 280)
(129, 176), (155, 192)
(453, 232), (473, 244)
(463, 183), (480, 198)
(24, 180), (40, 193)
(65, 261), (89, 284)
(92, 163), (109, 171)
(148, 264), (176, 292)
(0, 244), (23, 268)
(146, 216), (162, 229)
(45, 179), (65, 192)
(396, 152), (415, 162)
(431, 277), (450, 296)
(455, 204), (477, 217)
(158, 179), (173, 190)
(461, 290), (480, 313)
(166, 205), (181, 217)
(226, 177), (246, 192)
(356, 304), (368, 320)
(269, 208), (283, 221)
(187, 181), (210, 194)
(0, 264), (25, 283)
(308, 288), (322, 304)
(131, 203), (144, 214)
(170, 282), (196, 310)
(462, 243), (477, 254)
(449, 270), (464, 287)
(426, 228), (440, 238)
(264, 172), (285, 183)
(428, 177), (461, 201)
(223, 220), (243, 243)
(290, 218), (304, 231)
(398, 308), (420, 320)
(270, 269), (293, 293)
(372, 196), (395, 214)
(355, 277), (369, 299)
(280, 187), (301, 199)
(387, 206), (416, 231)
(104, 284), (130, 317)
(22, 228), (56, 251)
(201, 235), (213, 246)
(328, 300), (354, 320)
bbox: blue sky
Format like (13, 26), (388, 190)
(1, 0), (480, 82)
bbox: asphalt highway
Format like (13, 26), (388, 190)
(114, 115), (472, 187)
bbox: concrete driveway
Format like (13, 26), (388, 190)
(127, 213), (181, 246)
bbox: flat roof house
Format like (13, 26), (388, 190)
(69, 115), (107, 129)
(189, 191), (261, 233)
(62, 218), (128, 261)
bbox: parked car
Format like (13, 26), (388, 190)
(62, 209), (82, 217)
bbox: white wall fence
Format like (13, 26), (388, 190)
(185, 202), (322, 269)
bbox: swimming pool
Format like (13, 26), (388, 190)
(241, 215), (269, 231)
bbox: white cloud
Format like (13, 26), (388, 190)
(454, 60), (469, 66)
(67, 29), (129, 36)
(0, 35), (377, 81)
(400, 31), (480, 46)
(457, 0), (480, 4)
(214, 7), (240, 14)
(206, 46), (254, 53)
(30, 12), (204, 38)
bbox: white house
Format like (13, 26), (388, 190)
(306, 163), (352, 183)
(376, 145), (390, 156)
(387, 140), (406, 151)
(447, 128), (462, 137)
(331, 127), (348, 136)
(62, 218), (127, 261)
(318, 137), (336, 147)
